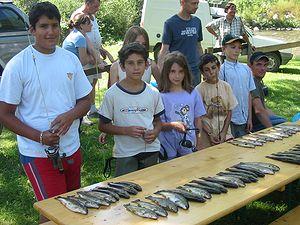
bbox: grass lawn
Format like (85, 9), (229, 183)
(0, 49), (299, 224)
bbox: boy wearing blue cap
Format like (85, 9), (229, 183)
(219, 34), (256, 137)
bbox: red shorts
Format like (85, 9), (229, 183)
(21, 149), (82, 201)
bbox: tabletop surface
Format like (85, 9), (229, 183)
(34, 128), (300, 225)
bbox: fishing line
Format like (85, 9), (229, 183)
(24, 19), (64, 173)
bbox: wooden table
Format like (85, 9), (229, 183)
(34, 127), (300, 225)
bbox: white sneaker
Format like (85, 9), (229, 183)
(82, 116), (94, 126)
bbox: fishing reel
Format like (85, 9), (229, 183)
(179, 128), (200, 150)
(45, 145), (65, 174)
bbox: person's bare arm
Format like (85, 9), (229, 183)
(266, 107), (275, 116)
(98, 119), (146, 138)
(247, 93), (253, 132)
(150, 60), (160, 83)
(0, 101), (59, 146)
(157, 44), (170, 72)
(197, 42), (203, 56)
(252, 98), (272, 128)
(78, 47), (95, 66)
(161, 121), (186, 132)
(194, 116), (203, 150)
(108, 62), (119, 87)
(219, 110), (232, 142)
(206, 25), (218, 39)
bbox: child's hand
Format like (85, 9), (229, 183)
(98, 60), (107, 70)
(98, 133), (107, 144)
(171, 122), (186, 133)
(246, 120), (253, 133)
(209, 134), (220, 145)
(143, 129), (158, 144)
(219, 131), (227, 143)
(127, 126), (146, 138)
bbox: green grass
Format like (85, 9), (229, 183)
(0, 53), (299, 224)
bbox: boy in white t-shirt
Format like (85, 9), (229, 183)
(0, 2), (92, 223)
(98, 42), (164, 177)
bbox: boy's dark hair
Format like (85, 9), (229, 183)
(199, 53), (220, 72)
(224, 2), (236, 13)
(29, 2), (61, 29)
(158, 51), (193, 93)
(118, 42), (149, 67)
(85, 0), (99, 4)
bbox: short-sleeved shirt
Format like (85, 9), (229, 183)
(158, 90), (206, 159)
(196, 80), (238, 139)
(98, 82), (165, 158)
(0, 46), (92, 157)
(71, 9), (102, 50)
(162, 15), (203, 71)
(206, 16), (245, 47)
(219, 60), (256, 125)
(62, 29), (87, 59)
(251, 76), (266, 126)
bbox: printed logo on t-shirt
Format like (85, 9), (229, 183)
(181, 27), (197, 37)
(120, 106), (148, 114)
(174, 104), (192, 128)
(67, 72), (73, 80)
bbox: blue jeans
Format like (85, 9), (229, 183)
(191, 67), (201, 87)
(253, 115), (287, 132)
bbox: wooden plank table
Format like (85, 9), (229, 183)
(34, 128), (300, 225)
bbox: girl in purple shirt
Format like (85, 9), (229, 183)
(158, 51), (206, 160)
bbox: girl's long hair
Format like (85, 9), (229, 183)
(68, 13), (91, 30)
(158, 51), (193, 93)
(123, 26), (150, 51)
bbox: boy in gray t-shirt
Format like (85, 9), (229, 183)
(98, 43), (165, 176)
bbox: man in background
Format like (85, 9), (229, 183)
(206, 2), (252, 48)
(158, 0), (203, 86)
(249, 52), (286, 131)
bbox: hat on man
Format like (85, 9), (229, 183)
(222, 34), (245, 46)
(249, 52), (269, 64)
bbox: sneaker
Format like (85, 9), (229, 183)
(82, 116), (94, 126)
(87, 110), (99, 118)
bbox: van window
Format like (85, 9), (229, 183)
(0, 8), (27, 32)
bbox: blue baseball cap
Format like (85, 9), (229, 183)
(222, 34), (245, 46)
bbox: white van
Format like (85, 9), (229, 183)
(141, 0), (293, 72)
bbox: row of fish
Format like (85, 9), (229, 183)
(124, 161), (280, 220)
(55, 181), (142, 214)
(229, 124), (300, 148)
(266, 144), (300, 165)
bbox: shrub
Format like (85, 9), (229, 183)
(233, 0), (300, 28)
(14, 0), (142, 43)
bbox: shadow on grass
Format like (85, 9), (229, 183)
(278, 67), (300, 75)
(0, 129), (38, 225)
(210, 180), (300, 225)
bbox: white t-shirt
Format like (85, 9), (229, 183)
(117, 59), (152, 83)
(86, 15), (102, 51)
(99, 82), (165, 158)
(0, 46), (92, 157)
